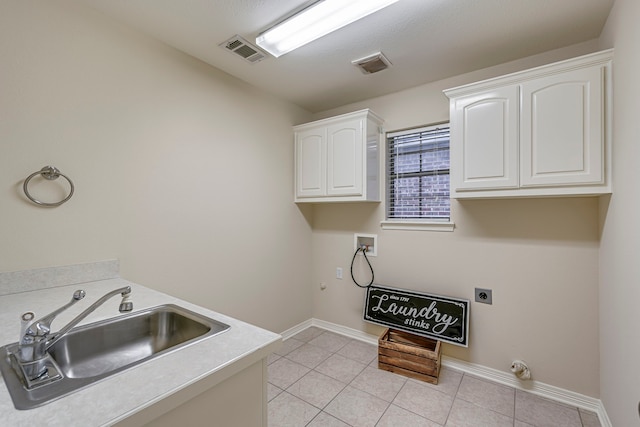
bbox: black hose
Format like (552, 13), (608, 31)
(350, 247), (374, 288)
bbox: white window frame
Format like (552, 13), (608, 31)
(381, 123), (455, 232)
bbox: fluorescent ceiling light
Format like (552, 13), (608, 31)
(256, 0), (399, 58)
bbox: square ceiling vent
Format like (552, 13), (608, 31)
(220, 35), (267, 63)
(352, 52), (392, 74)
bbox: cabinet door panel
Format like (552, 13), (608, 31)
(452, 86), (519, 191)
(295, 129), (326, 197)
(520, 65), (603, 187)
(327, 119), (363, 196)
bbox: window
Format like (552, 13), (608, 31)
(384, 124), (452, 230)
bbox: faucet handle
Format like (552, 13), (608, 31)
(24, 290), (86, 339)
(19, 312), (35, 341)
(72, 290), (86, 301)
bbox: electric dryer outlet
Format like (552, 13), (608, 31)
(474, 288), (493, 304)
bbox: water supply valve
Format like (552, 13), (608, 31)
(354, 234), (377, 257)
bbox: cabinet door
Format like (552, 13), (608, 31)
(520, 64), (604, 187)
(295, 128), (326, 198)
(451, 86), (519, 191)
(327, 118), (363, 196)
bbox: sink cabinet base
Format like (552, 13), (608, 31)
(116, 359), (267, 427)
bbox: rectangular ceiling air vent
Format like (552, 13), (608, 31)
(352, 52), (392, 74)
(219, 35), (267, 64)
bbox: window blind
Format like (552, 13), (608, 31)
(386, 124), (450, 220)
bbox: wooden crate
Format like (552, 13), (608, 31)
(378, 328), (441, 384)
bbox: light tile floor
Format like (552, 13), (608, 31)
(267, 327), (602, 427)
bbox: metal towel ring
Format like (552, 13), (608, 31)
(23, 166), (74, 207)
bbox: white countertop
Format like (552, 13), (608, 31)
(0, 276), (281, 426)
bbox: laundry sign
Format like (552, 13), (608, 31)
(364, 284), (469, 347)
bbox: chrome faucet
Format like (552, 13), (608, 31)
(17, 286), (133, 381)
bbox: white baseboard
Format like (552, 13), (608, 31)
(280, 318), (611, 427)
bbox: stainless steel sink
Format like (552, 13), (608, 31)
(0, 304), (230, 409)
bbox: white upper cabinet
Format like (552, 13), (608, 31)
(445, 49), (612, 199)
(326, 118), (363, 196)
(450, 85), (519, 190)
(296, 127), (326, 198)
(520, 65), (604, 188)
(294, 109), (383, 203)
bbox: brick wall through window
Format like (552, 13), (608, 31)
(386, 124), (450, 220)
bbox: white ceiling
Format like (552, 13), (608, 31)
(75, 0), (614, 113)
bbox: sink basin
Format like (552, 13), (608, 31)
(48, 304), (227, 379)
(0, 304), (230, 409)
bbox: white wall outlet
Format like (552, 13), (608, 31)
(336, 267), (343, 279)
(354, 233), (377, 257)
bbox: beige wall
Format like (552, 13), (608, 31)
(598, 0), (640, 425)
(0, 0), (314, 333)
(309, 42), (603, 397)
(2, 0), (632, 409)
